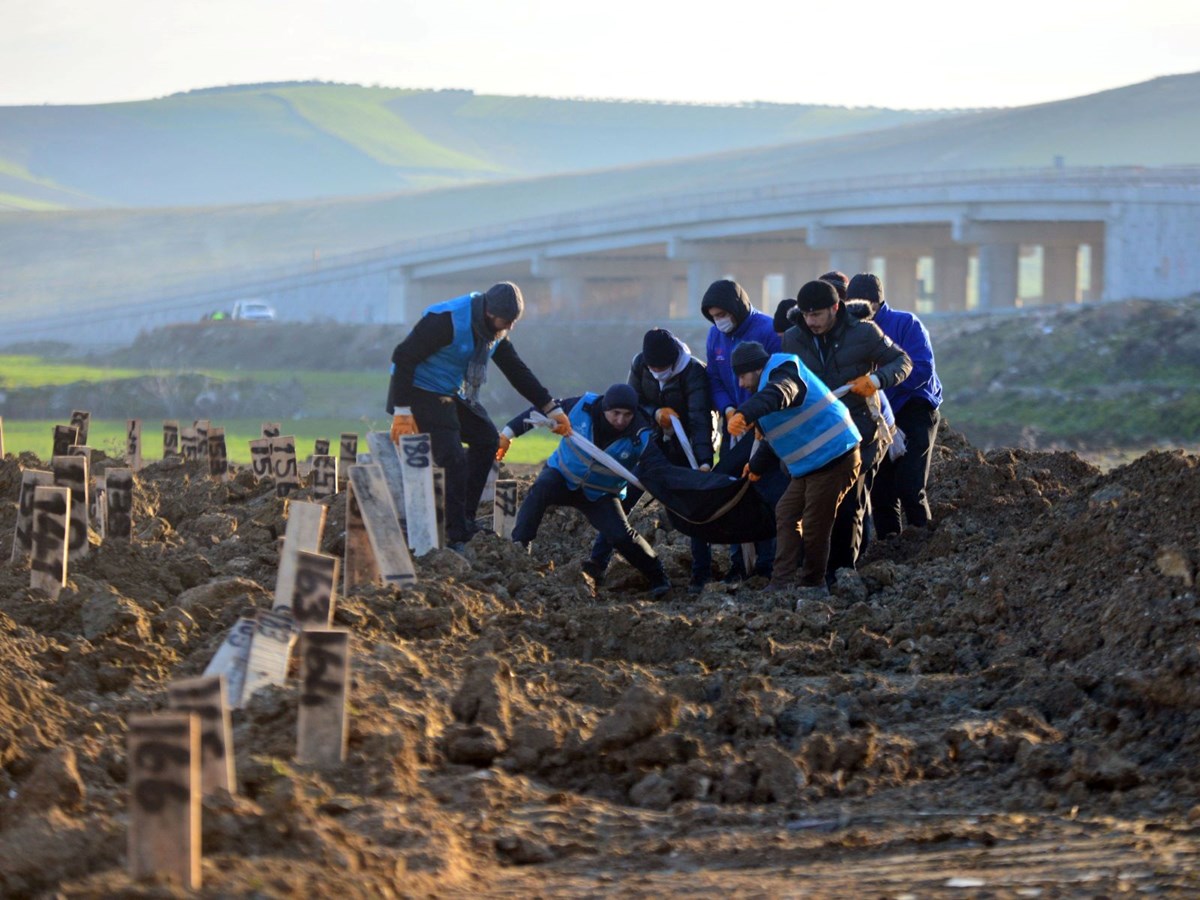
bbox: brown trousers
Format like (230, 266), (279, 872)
(772, 447), (861, 587)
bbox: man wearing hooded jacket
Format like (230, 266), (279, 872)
(782, 280), (911, 578)
(702, 279), (785, 581)
(386, 282), (570, 549)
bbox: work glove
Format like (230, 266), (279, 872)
(495, 432), (512, 461)
(655, 407), (679, 429)
(546, 407), (573, 437)
(888, 427), (908, 461)
(727, 412), (750, 438)
(847, 374), (881, 397)
(391, 407), (418, 442)
(740, 463), (761, 483)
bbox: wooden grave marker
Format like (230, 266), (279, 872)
(494, 479), (519, 540)
(163, 420), (180, 459)
(126, 418), (142, 471)
(69, 409), (91, 445)
(311, 455), (338, 499)
(202, 616), (256, 708)
(399, 434), (439, 555)
(314, 438), (330, 457)
(261, 422), (281, 440)
(481, 460), (500, 504)
(91, 475), (107, 542)
(207, 427), (229, 481)
(270, 435), (301, 497)
(127, 712), (201, 889)
(167, 675), (235, 797)
(29, 485), (70, 598)
(365, 431), (405, 527)
(52, 424), (79, 458)
(248, 438), (273, 484)
(240, 609), (298, 706)
(193, 420), (210, 461)
(11, 468), (53, 563)
(296, 629), (351, 766)
(272, 500), (327, 611)
(52, 454), (89, 560)
(106, 468), (134, 540)
(345, 464), (416, 592)
(338, 432), (358, 489)
(433, 466), (447, 548)
(180, 427), (199, 463)
(291, 551), (339, 628)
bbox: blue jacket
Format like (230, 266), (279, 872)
(705, 310), (781, 414)
(412, 294), (497, 397)
(872, 302), (942, 413)
(547, 393), (651, 501)
(755, 354), (861, 478)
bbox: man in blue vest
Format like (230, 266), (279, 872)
(726, 341), (862, 599)
(386, 282), (570, 549)
(500, 383), (671, 598)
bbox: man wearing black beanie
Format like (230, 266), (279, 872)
(782, 279), (912, 580)
(386, 281), (570, 551)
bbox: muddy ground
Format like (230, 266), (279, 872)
(2, 426), (1200, 897)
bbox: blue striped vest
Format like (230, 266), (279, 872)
(547, 394), (648, 501)
(412, 294), (497, 397)
(756, 353), (861, 477)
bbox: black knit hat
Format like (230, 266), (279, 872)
(795, 280), (840, 312)
(846, 273), (883, 304)
(483, 281), (525, 322)
(642, 328), (680, 368)
(602, 383), (639, 412)
(772, 298), (797, 333)
(819, 271), (850, 301)
(730, 341), (770, 376)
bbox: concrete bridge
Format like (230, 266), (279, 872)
(14, 166), (1200, 343)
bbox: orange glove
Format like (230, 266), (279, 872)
(391, 408), (418, 442)
(495, 433), (511, 461)
(727, 412), (750, 437)
(655, 407), (678, 428)
(847, 374), (880, 397)
(547, 407), (573, 437)
(741, 463), (761, 483)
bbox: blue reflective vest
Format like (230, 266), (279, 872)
(756, 353), (862, 477)
(412, 294), (498, 397)
(547, 393), (649, 501)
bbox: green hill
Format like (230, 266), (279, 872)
(0, 82), (943, 210)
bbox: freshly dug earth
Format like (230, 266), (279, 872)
(2, 428), (1199, 897)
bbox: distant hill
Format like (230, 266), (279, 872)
(2, 73), (1199, 317)
(0, 82), (945, 210)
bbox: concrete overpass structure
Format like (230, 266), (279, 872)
(12, 166), (1200, 343)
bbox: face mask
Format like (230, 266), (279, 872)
(714, 317), (736, 334)
(651, 368), (673, 384)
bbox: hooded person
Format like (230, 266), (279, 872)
(386, 281), (570, 550)
(782, 279), (912, 580)
(500, 383), (671, 598)
(846, 273), (943, 537)
(772, 298), (798, 336)
(701, 279), (785, 583)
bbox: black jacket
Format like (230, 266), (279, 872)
(386, 310), (552, 412)
(781, 305), (911, 441)
(628, 353), (716, 468)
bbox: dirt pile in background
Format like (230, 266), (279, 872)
(2, 427), (1199, 895)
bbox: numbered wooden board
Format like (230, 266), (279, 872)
(493, 479), (519, 540)
(29, 485), (70, 598)
(345, 464), (416, 590)
(239, 609), (298, 706)
(399, 434), (439, 556)
(297, 629), (351, 766)
(261, 422), (281, 440)
(69, 409), (91, 445)
(202, 617), (257, 708)
(313, 438), (330, 457)
(270, 435), (301, 497)
(91, 475), (107, 542)
(52, 454), (90, 560)
(272, 501), (327, 611)
(480, 460), (500, 504)
(11, 468), (53, 563)
(433, 466), (447, 549)
(207, 427), (229, 480)
(106, 468), (134, 541)
(338, 433), (358, 489)
(127, 712), (201, 889)
(248, 438), (273, 484)
(180, 427), (199, 463)
(193, 420), (210, 461)
(167, 675), (235, 797)
(365, 431), (406, 527)
(310, 455), (338, 498)
(163, 420), (181, 459)
(290, 551), (340, 627)
(52, 424), (79, 458)
(124, 418), (142, 471)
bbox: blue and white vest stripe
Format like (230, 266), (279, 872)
(756, 353), (861, 477)
(547, 393), (648, 501)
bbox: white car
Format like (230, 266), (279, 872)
(231, 299), (277, 321)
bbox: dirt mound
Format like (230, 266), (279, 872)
(2, 428), (1200, 895)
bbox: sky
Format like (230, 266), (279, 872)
(1, 0), (1197, 110)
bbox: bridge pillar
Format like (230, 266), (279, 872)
(932, 246), (970, 312)
(689, 260), (732, 314)
(1104, 202), (1200, 300)
(977, 242), (1019, 309)
(550, 274), (589, 317)
(387, 270), (440, 325)
(1086, 242), (1105, 302)
(1042, 244), (1080, 305)
(882, 253), (920, 311)
(781, 256), (832, 297)
(828, 249), (870, 280)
